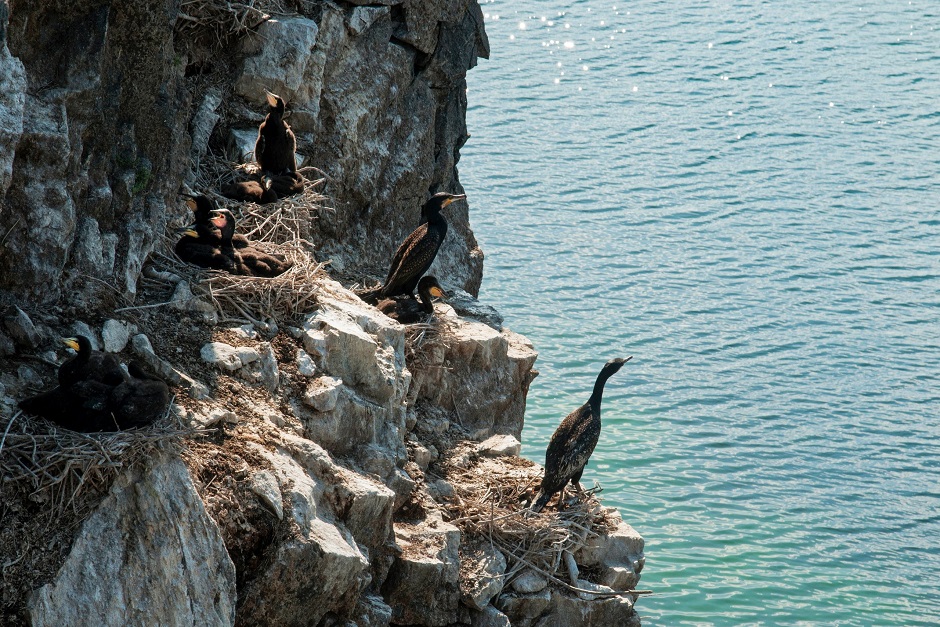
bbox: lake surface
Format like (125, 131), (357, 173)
(461, 1), (940, 624)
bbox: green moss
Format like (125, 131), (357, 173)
(132, 165), (152, 195)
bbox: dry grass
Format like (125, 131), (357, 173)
(0, 410), (192, 520)
(441, 451), (632, 596)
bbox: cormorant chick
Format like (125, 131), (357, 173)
(359, 192), (466, 304)
(185, 195), (249, 248)
(221, 176), (278, 205)
(256, 91), (298, 177)
(18, 337), (171, 432)
(531, 357), (633, 513)
(377, 276), (445, 324)
(214, 209), (293, 277)
(174, 224), (237, 273)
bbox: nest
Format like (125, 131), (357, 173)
(442, 452), (623, 594)
(0, 410), (192, 520)
(176, 0), (290, 44)
(146, 182), (330, 325)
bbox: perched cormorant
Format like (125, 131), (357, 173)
(18, 336), (171, 432)
(360, 192), (466, 304)
(256, 91), (298, 177)
(377, 276), (445, 324)
(185, 195), (249, 248)
(221, 175), (279, 205)
(213, 209), (293, 277)
(531, 357), (633, 513)
(57, 336), (124, 387)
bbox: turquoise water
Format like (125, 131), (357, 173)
(461, 1), (940, 625)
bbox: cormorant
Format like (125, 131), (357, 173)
(360, 192), (466, 304)
(213, 209), (293, 277)
(174, 224), (238, 273)
(185, 195), (249, 248)
(18, 337), (171, 432)
(256, 91), (298, 177)
(57, 336), (124, 387)
(377, 276), (445, 324)
(221, 176), (278, 205)
(531, 357), (633, 513)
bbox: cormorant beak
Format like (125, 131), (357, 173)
(264, 90), (279, 107)
(442, 194), (467, 208)
(185, 198), (198, 212)
(429, 286), (446, 299)
(181, 228), (199, 238)
(62, 337), (80, 351)
(209, 211), (227, 228)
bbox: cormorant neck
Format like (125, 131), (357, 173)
(417, 288), (435, 314)
(588, 368), (615, 412)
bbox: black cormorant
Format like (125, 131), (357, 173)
(531, 357), (633, 513)
(57, 336), (124, 387)
(18, 337), (171, 432)
(214, 209), (293, 277)
(377, 276), (445, 324)
(185, 195), (249, 248)
(256, 91), (298, 177)
(221, 176), (278, 205)
(360, 192), (466, 304)
(174, 224), (238, 272)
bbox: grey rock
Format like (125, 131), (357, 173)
(28, 455), (236, 627)
(382, 518), (461, 626)
(132, 334), (209, 399)
(460, 545), (507, 611)
(4, 306), (41, 349)
(428, 479), (455, 501)
(296, 349), (317, 376)
(471, 605), (511, 627)
(0, 36), (26, 195)
(258, 342), (280, 392)
(303, 375), (343, 412)
(511, 570), (548, 594)
(600, 565), (639, 591)
(170, 281), (216, 316)
(0, 329), (14, 356)
(226, 128), (258, 163)
(101, 319), (132, 353)
(447, 288), (504, 329)
(351, 594), (393, 627)
(251, 470), (284, 520)
(200, 342), (244, 372)
(478, 434), (521, 458)
(410, 440), (432, 471)
(189, 88), (223, 174)
(17, 364), (41, 388)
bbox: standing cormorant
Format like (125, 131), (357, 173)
(377, 276), (446, 324)
(360, 192), (466, 304)
(531, 357), (633, 513)
(256, 90), (297, 175)
(213, 209), (293, 277)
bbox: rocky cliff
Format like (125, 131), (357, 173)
(0, 1), (645, 625)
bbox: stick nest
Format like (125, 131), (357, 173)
(150, 174), (330, 325)
(176, 0), (291, 44)
(441, 449), (619, 589)
(0, 410), (192, 520)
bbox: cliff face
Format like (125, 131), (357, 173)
(0, 0), (485, 310)
(0, 2), (645, 626)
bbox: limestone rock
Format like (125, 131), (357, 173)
(460, 544), (507, 611)
(250, 470), (284, 520)
(576, 517), (645, 572)
(28, 455), (236, 627)
(3, 307), (41, 349)
(258, 342), (280, 392)
(303, 375), (343, 412)
(132, 334), (209, 399)
(0, 29), (26, 195)
(170, 281), (216, 316)
(71, 321), (100, 349)
(200, 342), (253, 372)
(471, 605), (511, 627)
(235, 17), (322, 129)
(382, 518), (461, 626)
(101, 319), (133, 353)
(410, 307), (538, 439)
(511, 569), (548, 594)
(478, 434), (521, 458)
(296, 349), (317, 376)
(350, 594), (394, 627)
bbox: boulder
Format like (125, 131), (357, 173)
(478, 434), (521, 458)
(459, 544), (507, 611)
(382, 518), (461, 626)
(28, 455), (236, 627)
